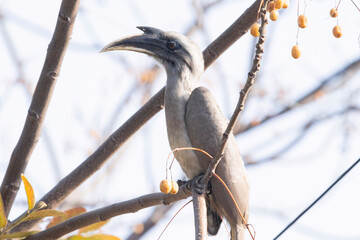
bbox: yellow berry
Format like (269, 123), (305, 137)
(270, 10), (279, 21)
(274, 0), (284, 9)
(298, 15), (307, 28)
(250, 22), (260, 37)
(332, 25), (342, 38)
(267, 1), (275, 12)
(330, 8), (338, 18)
(282, 0), (289, 9)
(291, 45), (301, 59)
(170, 181), (179, 194)
(160, 179), (172, 194)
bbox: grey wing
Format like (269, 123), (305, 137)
(185, 86), (249, 227)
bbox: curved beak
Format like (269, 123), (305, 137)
(100, 26), (167, 59)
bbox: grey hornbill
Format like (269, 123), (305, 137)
(101, 26), (249, 239)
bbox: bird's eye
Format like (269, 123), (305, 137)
(166, 40), (179, 50)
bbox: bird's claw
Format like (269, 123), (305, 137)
(192, 175), (208, 195)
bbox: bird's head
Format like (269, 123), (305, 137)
(101, 26), (204, 82)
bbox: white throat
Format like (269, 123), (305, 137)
(164, 67), (203, 178)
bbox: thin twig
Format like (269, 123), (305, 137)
(246, 105), (360, 166)
(0, 0), (80, 217)
(212, 173), (255, 240)
(350, 0), (360, 12)
(156, 201), (192, 240)
(201, 0), (269, 185)
(234, 57), (360, 135)
(192, 179), (207, 240)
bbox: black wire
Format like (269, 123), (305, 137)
(273, 158), (360, 240)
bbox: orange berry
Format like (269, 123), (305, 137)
(267, 1), (275, 12)
(170, 181), (179, 194)
(298, 15), (307, 28)
(160, 179), (172, 194)
(332, 25), (342, 38)
(250, 22), (260, 37)
(330, 8), (338, 18)
(282, 0), (289, 9)
(291, 45), (301, 59)
(270, 10), (279, 21)
(274, 0), (285, 9)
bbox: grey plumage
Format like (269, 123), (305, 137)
(101, 26), (249, 239)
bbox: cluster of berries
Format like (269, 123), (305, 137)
(330, 8), (342, 38)
(250, 0), (289, 38)
(250, 1), (344, 59)
(268, 0), (290, 21)
(160, 179), (179, 194)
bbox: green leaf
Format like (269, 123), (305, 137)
(0, 231), (38, 239)
(0, 194), (7, 229)
(21, 174), (35, 210)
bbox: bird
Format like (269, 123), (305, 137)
(101, 26), (249, 240)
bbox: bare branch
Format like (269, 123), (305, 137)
(192, 180), (207, 240)
(0, 0), (80, 217)
(24, 186), (191, 240)
(0, 16), (63, 182)
(201, 0), (269, 185)
(235, 56), (360, 134)
(246, 105), (360, 166)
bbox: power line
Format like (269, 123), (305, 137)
(273, 157), (360, 240)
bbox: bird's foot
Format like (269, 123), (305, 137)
(191, 175), (209, 195)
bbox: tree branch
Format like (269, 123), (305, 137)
(0, 0), (80, 217)
(202, 0), (261, 69)
(192, 179), (207, 240)
(24, 185), (191, 240)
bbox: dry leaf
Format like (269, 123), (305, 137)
(67, 234), (121, 240)
(21, 174), (35, 210)
(47, 207), (86, 229)
(0, 231), (38, 239)
(78, 220), (109, 234)
(0, 194), (7, 229)
(65, 207), (87, 218)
